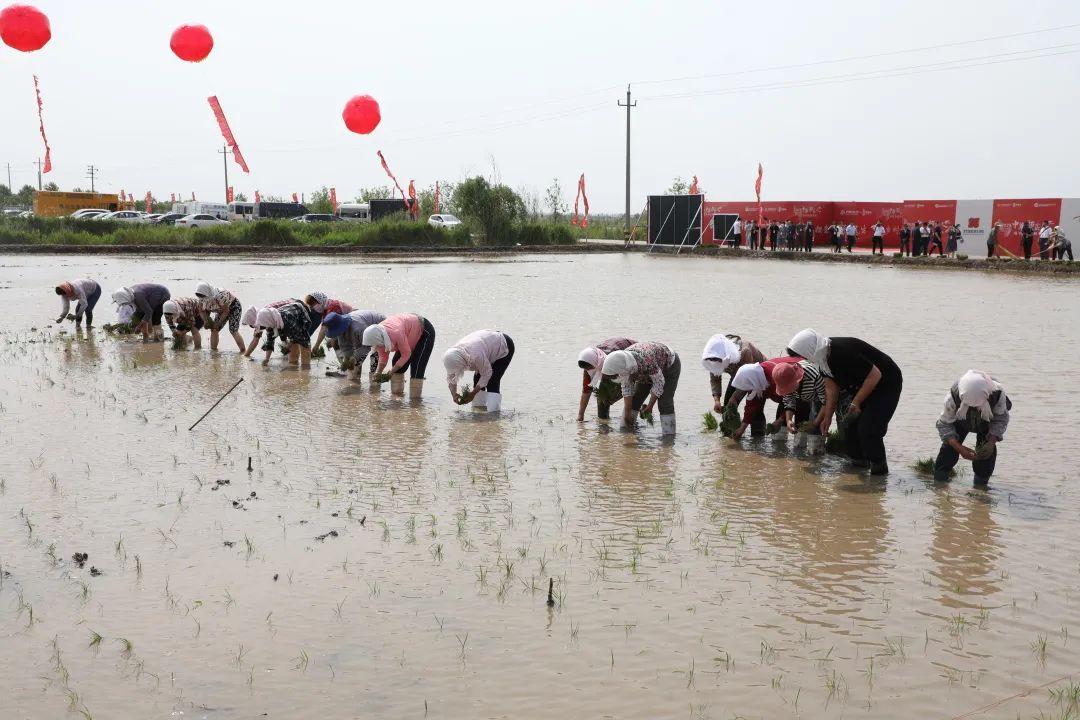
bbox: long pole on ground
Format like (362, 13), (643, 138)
(34, 158), (43, 190)
(218, 144), (230, 203)
(189, 378), (244, 431)
(618, 85), (636, 234)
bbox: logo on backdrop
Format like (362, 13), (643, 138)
(967, 217), (980, 229)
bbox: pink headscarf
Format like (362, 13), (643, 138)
(255, 307), (284, 330)
(577, 346), (607, 388)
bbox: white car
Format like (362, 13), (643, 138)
(144, 214), (163, 224)
(71, 209), (107, 219)
(95, 210), (145, 224)
(176, 214), (230, 229)
(428, 213), (462, 229)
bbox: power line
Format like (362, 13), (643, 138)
(86, 165), (97, 193)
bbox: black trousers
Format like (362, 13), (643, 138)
(391, 317), (436, 379)
(928, 239), (943, 256)
(871, 237), (884, 253)
(987, 243), (996, 258)
(83, 284), (102, 325)
(1022, 238), (1033, 259)
(934, 420), (997, 481)
(474, 334), (514, 394)
(846, 236), (856, 251)
(843, 378), (902, 465)
(630, 354), (681, 415)
(899, 238), (910, 256)
(1061, 245), (1074, 261)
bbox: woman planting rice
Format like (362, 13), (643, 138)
(254, 301), (318, 368)
(576, 337), (636, 421)
(111, 283), (171, 342)
(305, 292), (354, 354)
(702, 333), (769, 434)
(933, 370), (1011, 486)
(162, 298), (205, 349)
(362, 313), (437, 398)
(725, 358), (803, 440)
(787, 329), (903, 475)
(242, 299), (297, 358)
(443, 330), (515, 413)
(778, 359), (827, 452)
(195, 282), (246, 353)
(601, 341), (681, 437)
(54, 279), (101, 328)
(321, 310), (386, 382)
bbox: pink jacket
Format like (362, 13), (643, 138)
(377, 313), (424, 371)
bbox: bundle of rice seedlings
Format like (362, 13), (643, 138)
(456, 384), (472, 405)
(593, 380), (622, 407)
(974, 440), (994, 460)
(171, 336), (187, 350)
(374, 372), (393, 383)
(912, 457), (957, 478)
(279, 342), (290, 355)
(639, 409), (654, 425)
(796, 420), (818, 433)
(310, 346), (326, 359)
(702, 411), (719, 432)
(719, 405), (741, 437)
(825, 429), (846, 455)
(103, 322), (135, 334)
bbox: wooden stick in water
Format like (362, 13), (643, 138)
(188, 378), (244, 432)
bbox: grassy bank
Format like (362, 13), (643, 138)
(0, 216), (575, 248)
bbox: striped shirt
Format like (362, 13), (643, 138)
(783, 360), (826, 411)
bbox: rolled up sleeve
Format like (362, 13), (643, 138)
(989, 395), (1011, 440)
(936, 395), (960, 442)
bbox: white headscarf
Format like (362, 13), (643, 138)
(701, 333), (742, 376)
(241, 305), (258, 328)
(111, 287), (134, 306)
(117, 304), (135, 324)
(195, 281), (217, 300)
(362, 324), (392, 350)
(732, 363), (769, 399)
(787, 328), (832, 375)
(442, 347), (470, 384)
(255, 307), (284, 330)
(162, 300), (179, 316)
(577, 346), (606, 389)
(601, 350), (637, 379)
(309, 291), (328, 313)
(957, 370), (996, 422)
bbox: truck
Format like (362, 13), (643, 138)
(252, 202), (307, 220)
(33, 191), (121, 218)
(369, 198), (413, 222)
(171, 202), (229, 220)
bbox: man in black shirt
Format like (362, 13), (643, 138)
(899, 223), (912, 256)
(1021, 221), (1035, 260)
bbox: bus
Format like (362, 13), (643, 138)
(33, 191), (121, 217)
(228, 202), (255, 222)
(337, 202), (371, 222)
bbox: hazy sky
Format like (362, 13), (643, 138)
(1, 0), (1078, 211)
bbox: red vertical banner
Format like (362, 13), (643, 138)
(407, 180), (419, 219)
(226, 186), (234, 203)
(755, 163), (764, 225)
(578, 174), (589, 229)
(120, 189), (126, 204)
(376, 150), (407, 198)
(32, 76), (52, 173)
(434, 181), (441, 214)
(207, 96), (250, 173)
(254, 190), (262, 203)
(330, 187), (338, 213)
(144, 191), (152, 214)
(688, 176), (699, 195)
(292, 192), (299, 203)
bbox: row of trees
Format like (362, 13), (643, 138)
(1, 182), (58, 208)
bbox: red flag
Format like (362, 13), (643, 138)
(688, 176), (699, 195)
(254, 190), (262, 203)
(434, 181), (440, 214)
(227, 186), (234, 203)
(291, 192), (299, 203)
(144, 191), (152, 214)
(376, 150), (406, 198)
(32, 75), (52, 173)
(330, 187), (338, 212)
(755, 163), (764, 225)
(407, 180), (419, 219)
(571, 174), (589, 228)
(207, 95), (250, 173)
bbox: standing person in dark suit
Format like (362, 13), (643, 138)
(1021, 221), (1035, 259)
(768, 220), (779, 251)
(830, 223), (843, 253)
(946, 223), (962, 257)
(928, 222), (944, 256)
(899, 223), (912, 256)
(804, 221), (815, 252)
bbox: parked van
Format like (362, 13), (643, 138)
(252, 202), (307, 220)
(337, 202), (371, 222)
(228, 202), (255, 222)
(171, 202), (229, 220)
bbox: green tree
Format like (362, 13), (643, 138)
(234, 191), (249, 202)
(453, 176), (526, 243)
(0, 184), (11, 205)
(43, 182), (59, 192)
(15, 185), (35, 207)
(307, 187), (334, 214)
(355, 185), (392, 202)
(417, 181), (456, 219)
(545, 178), (567, 223)
(666, 176), (688, 195)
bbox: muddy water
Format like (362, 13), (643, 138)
(1, 253), (1079, 719)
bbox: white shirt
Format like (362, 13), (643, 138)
(1039, 226), (1053, 239)
(845, 224), (856, 235)
(873, 224), (885, 237)
(732, 220), (742, 235)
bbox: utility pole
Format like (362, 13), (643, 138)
(33, 158), (44, 190)
(86, 165), (97, 193)
(5, 162), (11, 191)
(218, 144), (232, 203)
(618, 85), (636, 232)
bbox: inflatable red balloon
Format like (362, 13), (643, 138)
(170, 24), (213, 63)
(342, 95), (382, 135)
(0, 4), (51, 52)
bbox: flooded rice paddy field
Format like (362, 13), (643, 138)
(1, 253), (1079, 719)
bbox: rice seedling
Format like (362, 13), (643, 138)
(235, 643), (249, 667)
(88, 630), (103, 648)
(292, 649), (310, 672)
(1032, 633), (1049, 665)
(639, 409), (654, 425)
(117, 638), (134, 658)
(456, 632), (469, 662)
(824, 669), (848, 705)
(719, 405), (741, 437)
(1048, 682), (1080, 717)
(455, 384), (472, 405)
(701, 411), (718, 432)
(759, 640), (777, 665)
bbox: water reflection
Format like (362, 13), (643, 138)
(929, 487), (1001, 607)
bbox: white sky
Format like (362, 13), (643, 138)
(1, 0), (1078, 211)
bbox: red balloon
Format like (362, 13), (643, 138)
(0, 4), (51, 52)
(170, 24), (213, 63)
(342, 95), (382, 135)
